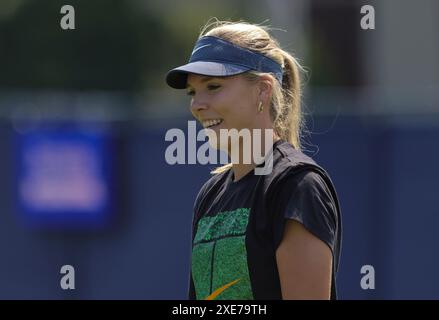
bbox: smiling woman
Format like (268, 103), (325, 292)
(165, 19), (342, 300)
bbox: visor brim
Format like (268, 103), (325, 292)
(166, 61), (251, 89)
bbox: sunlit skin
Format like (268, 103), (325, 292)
(187, 73), (280, 181)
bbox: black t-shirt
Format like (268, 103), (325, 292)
(189, 139), (342, 300)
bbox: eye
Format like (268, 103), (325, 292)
(186, 89), (195, 96)
(207, 84), (221, 91)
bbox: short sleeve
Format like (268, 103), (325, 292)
(271, 170), (339, 256)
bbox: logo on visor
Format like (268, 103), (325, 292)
(191, 44), (211, 55)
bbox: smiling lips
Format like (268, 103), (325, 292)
(202, 119), (223, 128)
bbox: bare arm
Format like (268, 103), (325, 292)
(275, 219), (333, 300)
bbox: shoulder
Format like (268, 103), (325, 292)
(287, 170), (332, 196)
(265, 140), (329, 194)
(269, 167), (336, 214)
(268, 146), (341, 258)
(274, 140), (317, 167)
(268, 143), (339, 222)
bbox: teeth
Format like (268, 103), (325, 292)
(202, 119), (223, 128)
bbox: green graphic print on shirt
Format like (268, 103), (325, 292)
(192, 208), (253, 300)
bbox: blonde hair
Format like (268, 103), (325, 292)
(198, 19), (305, 175)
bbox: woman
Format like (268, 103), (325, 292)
(166, 20), (342, 300)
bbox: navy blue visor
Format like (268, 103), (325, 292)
(166, 36), (283, 89)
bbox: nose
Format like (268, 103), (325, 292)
(190, 96), (208, 117)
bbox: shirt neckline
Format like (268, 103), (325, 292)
(225, 139), (286, 187)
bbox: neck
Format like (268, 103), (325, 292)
(231, 134), (281, 182)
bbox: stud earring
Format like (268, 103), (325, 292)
(258, 101), (264, 113)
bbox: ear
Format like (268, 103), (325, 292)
(257, 74), (274, 105)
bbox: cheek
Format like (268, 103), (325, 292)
(223, 105), (254, 131)
(214, 86), (256, 127)
(234, 100), (256, 122)
(211, 93), (236, 117)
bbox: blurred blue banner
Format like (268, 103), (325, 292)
(14, 123), (114, 229)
